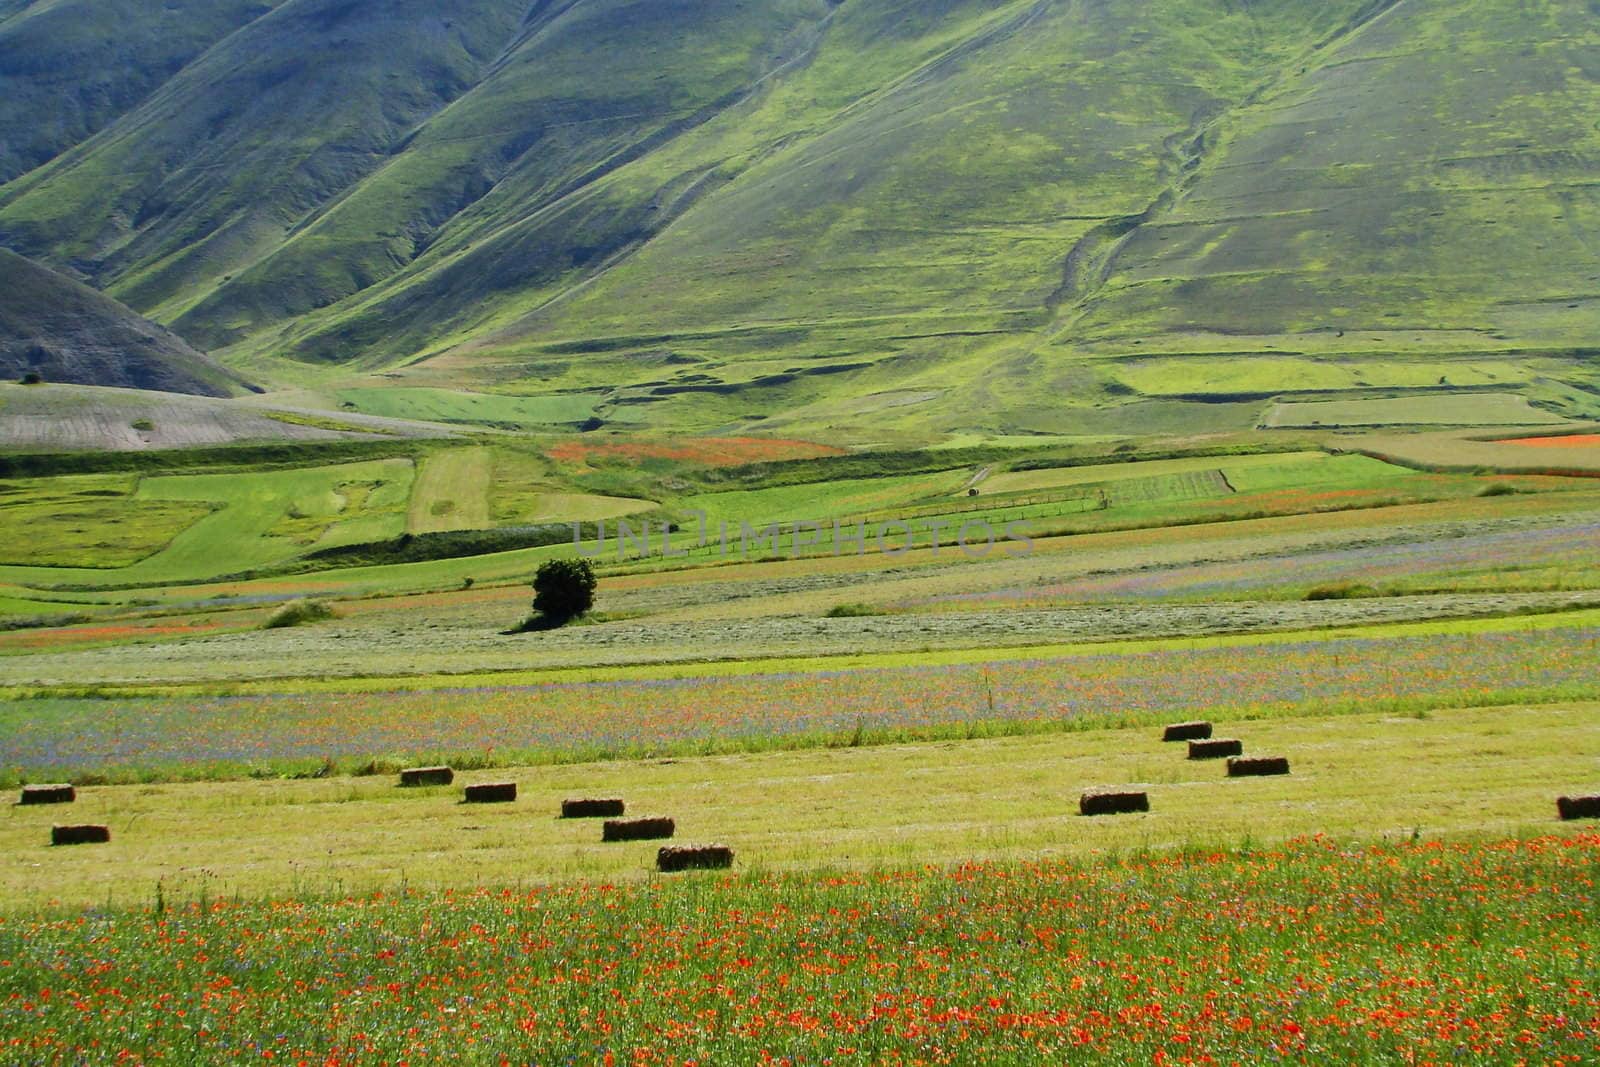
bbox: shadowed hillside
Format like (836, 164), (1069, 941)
(0, 250), (253, 397)
(1, 0), (1596, 435)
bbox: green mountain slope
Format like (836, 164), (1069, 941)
(0, 0), (528, 317)
(1, 0), (1596, 436)
(1055, 0), (1600, 348)
(0, 0), (280, 185)
(0, 250), (253, 396)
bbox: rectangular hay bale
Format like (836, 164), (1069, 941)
(399, 766), (454, 787)
(1162, 721), (1212, 742)
(464, 782), (517, 803)
(1557, 795), (1600, 821)
(1079, 790), (1149, 816)
(657, 844), (734, 872)
(20, 784), (75, 805)
(1227, 756), (1291, 778)
(603, 816), (675, 842)
(51, 824), (110, 846)
(1188, 738), (1244, 760)
(562, 798), (625, 819)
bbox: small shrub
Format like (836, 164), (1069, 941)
(523, 558), (597, 629)
(825, 602), (884, 618)
(261, 598), (336, 630)
(1304, 582), (1380, 601)
(1477, 482), (1519, 498)
(19, 371), (42, 385)
(131, 419), (155, 432)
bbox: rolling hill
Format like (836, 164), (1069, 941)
(1, 0), (1597, 437)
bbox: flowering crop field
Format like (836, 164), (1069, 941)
(1, 834), (1595, 1063)
(4, 622), (1599, 782)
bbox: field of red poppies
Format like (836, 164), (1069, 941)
(2, 833), (1594, 1063)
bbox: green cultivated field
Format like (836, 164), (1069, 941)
(335, 388), (600, 428)
(407, 448), (491, 534)
(0, 474), (210, 567)
(1262, 393), (1569, 429)
(0, 459), (414, 588)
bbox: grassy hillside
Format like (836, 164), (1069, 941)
(0, 0), (529, 319)
(0, 0), (278, 184)
(1, 0), (1597, 435)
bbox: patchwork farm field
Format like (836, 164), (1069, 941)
(1, 430), (1597, 1062)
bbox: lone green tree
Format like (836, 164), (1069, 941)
(528, 557), (597, 627)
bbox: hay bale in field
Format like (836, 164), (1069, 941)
(1162, 721), (1212, 742)
(1188, 738), (1243, 760)
(1079, 790), (1149, 816)
(19, 784), (75, 805)
(1227, 756), (1290, 778)
(463, 782), (517, 804)
(561, 798), (625, 819)
(657, 844), (734, 872)
(51, 824), (109, 846)
(1557, 795), (1600, 821)
(602, 816), (675, 842)
(399, 766), (454, 787)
